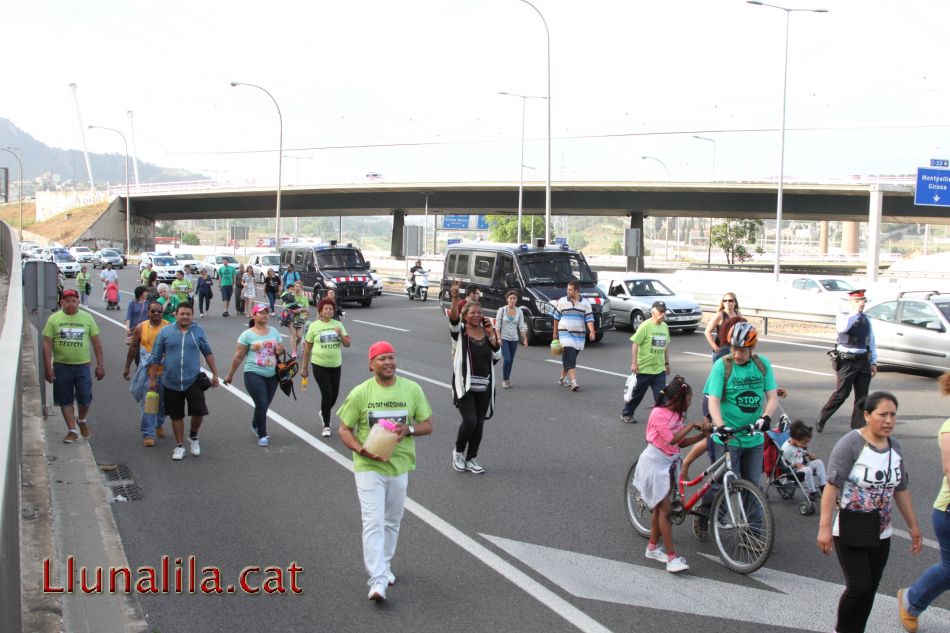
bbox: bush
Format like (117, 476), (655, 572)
(182, 232), (200, 246)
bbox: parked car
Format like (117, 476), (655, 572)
(369, 269), (384, 296)
(92, 249), (125, 269)
(172, 252), (202, 274)
(787, 275), (856, 314)
(864, 290), (950, 373)
(19, 242), (39, 258)
(597, 275), (702, 333)
(200, 254), (241, 279)
(138, 251), (173, 271)
(52, 251), (81, 277)
(68, 246), (95, 263)
(141, 254), (182, 282)
(247, 253), (281, 283)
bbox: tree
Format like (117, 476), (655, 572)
(487, 215), (547, 243)
(156, 220), (176, 236)
(711, 219), (765, 265)
(182, 232), (200, 246)
(608, 239), (622, 256)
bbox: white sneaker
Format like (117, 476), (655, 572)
(558, 377), (569, 387)
(452, 450), (466, 472)
(502, 379), (511, 389)
(666, 556), (690, 573)
(257, 436), (269, 447)
(322, 426), (331, 438)
(465, 458), (485, 474)
(172, 445), (186, 461)
(189, 438), (201, 456)
(644, 546), (667, 562)
(367, 583), (386, 601)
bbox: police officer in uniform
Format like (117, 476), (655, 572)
(816, 289), (877, 432)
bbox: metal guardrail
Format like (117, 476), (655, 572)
(0, 220), (24, 633)
(692, 291), (835, 335)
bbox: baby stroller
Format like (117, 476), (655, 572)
(762, 406), (816, 516)
(105, 281), (120, 311)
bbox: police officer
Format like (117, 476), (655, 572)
(817, 289), (877, 432)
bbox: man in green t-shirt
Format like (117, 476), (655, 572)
(76, 266), (91, 306)
(171, 270), (193, 303)
(621, 300), (671, 424)
(337, 341), (433, 603)
(140, 262), (152, 285)
(218, 262), (235, 317)
(42, 289), (105, 443)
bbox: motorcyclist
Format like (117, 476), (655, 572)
(408, 259), (425, 295)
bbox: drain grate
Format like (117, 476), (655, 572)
(103, 464), (134, 482)
(109, 483), (144, 502)
(99, 464), (144, 502)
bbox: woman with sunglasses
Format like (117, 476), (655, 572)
(223, 305), (284, 447)
(704, 293), (742, 358)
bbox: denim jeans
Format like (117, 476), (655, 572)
(355, 471), (408, 587)
(701, 441), (764, 510)
(197, 292), (212, 314)
(622, 372), (667, 418)
(501, 339), (519, 380)
(266, 290), (277, 312)
(907, 507), (950, 616)
(244, 372), (278, 438)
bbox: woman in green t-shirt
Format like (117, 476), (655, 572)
(156, 284), (180, 323)
(285, 280), (310, 358)
(301, 298), (350, 437)
(76, 267), (91, 306)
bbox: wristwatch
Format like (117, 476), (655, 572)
(408, 425), (415, 436)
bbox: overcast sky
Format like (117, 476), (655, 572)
(5, 0), (950, 187)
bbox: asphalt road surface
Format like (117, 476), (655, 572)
(44, 270), (950, 632)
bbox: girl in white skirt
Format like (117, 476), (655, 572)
(632, 376), (710, 573)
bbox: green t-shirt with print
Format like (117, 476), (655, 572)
(76, 272), (90, 292)
(630, 319), (670, 375)
(305, 319), (348, 368)
(703, 354), (777, 448)
(42, 309), (100, 365)
(140, 268), (151, 284)
(219, 264), (235, 287)
(158, 295), (179, 323)
(336, 376), (432, 476)
(171, 278), (192, 302)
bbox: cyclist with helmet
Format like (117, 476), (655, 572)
(694, 321), (779, 540)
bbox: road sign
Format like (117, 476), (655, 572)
(931, 159), (949, 167)
(447, 238), (461, 246)
(476, 215), (490, 230)
(442, 215), (470, 230)
(915, 167), (950, 206)
(553, 236), (567, 246)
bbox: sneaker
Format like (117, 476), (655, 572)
(223, 311), (229, 317)
(367, 583), (386, 602)
(63, 430), (79, 444)
(77, 421), (91, 438)
(452, 450), (466, 472)
(465, 458), (485, 474)
(189, 438), (201, 456)
(502, 379), (511, 389)
(570, 381), (580, 392)
(143, 437), (155, 448)
(897, 588), (919, 632)
(199, 312), (205, 318)
(666, 556), (690, 573)
(816, 420), (826, 433)
(692, 514), (710, 542)
(558, 377), (569, 387)
(257, 436), (269, 447)
(172, 445), (186, 461)
(386, 570), (396, 586)
(155, 426), (166, 438)
(644, 545), (667, 562)
(621, 415), (637, 424)
(322, 426), (331, 438)
(809, 491), (822, 502)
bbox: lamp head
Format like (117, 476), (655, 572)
(230, 81), (239, 87)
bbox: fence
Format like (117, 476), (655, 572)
(0, 220), (23, 632)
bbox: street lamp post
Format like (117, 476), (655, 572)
(1, 147), (23, 241)
(518, 0), (552, 244)
(747, 1), (827, 281)
(498, 91), (546, 244)
(641, 155), (670, 180)
(231, 82), (283, 250)
(692, 135), (716, 180)
(87, 126), (131, 254)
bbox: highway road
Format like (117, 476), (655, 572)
(42, 269), (950, 632)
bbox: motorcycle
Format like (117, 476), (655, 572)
(405, 270), (430, 301)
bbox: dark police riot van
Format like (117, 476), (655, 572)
(279, 241), (376, 307)
(439, 241), (613, 344)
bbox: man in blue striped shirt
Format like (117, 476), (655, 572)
(552, 280), (595, 391)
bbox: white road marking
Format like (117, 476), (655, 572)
(758, 336), (834, 351)
(351, 319), (410, 332)
(680, 351), (833, 377)
(544, 359), (627, 378)
(81, 306), (614, 633)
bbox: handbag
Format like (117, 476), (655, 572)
(276, 352), (298, 399)
(836, 439), (890, 548)
(195, 372), (212, 392)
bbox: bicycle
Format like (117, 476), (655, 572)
(624, 424), (775, 574)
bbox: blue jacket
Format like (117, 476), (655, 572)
(147, 322), (213, 391)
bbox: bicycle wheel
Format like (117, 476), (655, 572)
(624, 460), (652, 538)
(710, 478), (774, 574)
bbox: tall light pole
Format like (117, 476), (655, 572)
(127, 110), (141, 187)
(747, 1), (827, 281)
(231, 81), (283, 249)
(692, 135), (716, 181)
(498, 91), (546, 244)
(518, 0), (551, 244)
(641, 155), (670, 180)
(1, 147), (23, 241)
(88, 126), (131, 254)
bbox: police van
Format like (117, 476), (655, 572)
(439, 241), (613, 344)
(279, 241), (376, 306)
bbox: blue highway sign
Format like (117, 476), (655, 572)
(931, 159), (949, 167)
(915, 167), (950, 207)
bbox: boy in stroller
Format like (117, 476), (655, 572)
(780, 420), (826, 502)
(105, 280), (120, 310)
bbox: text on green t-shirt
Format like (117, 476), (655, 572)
(42, 310), (100, 364)
(305, 319), (348, 368)
(219, 265), (234, 286)
(703, 354), (777, 448)
(630, 319), (670, 375)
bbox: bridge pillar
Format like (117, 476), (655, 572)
(391, 209), (405, 260)
(627, 212), (644, 272)
(842, 221), (859, 256)
(866, 185), (883, 281)
(819, 221), (829, 255)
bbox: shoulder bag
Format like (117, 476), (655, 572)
(836, 439), (890, 548)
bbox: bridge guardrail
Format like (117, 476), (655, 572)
(0, 220), (24, 633)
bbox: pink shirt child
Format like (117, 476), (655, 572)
(646, 406), (686, 457)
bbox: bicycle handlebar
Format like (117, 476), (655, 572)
(714, 424), (758, 441)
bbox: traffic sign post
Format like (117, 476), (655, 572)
(914, 167), (950, 207)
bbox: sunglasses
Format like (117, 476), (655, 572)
(722, 299), (736, 303)
(148, 309), (163, 313)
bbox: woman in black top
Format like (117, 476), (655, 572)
(263, 269), (282, 313)
(195, 270), (214, 317)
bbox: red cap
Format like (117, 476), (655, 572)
(368, 341), (395, 361)
(848, 289), (867, 299)
(61, 289), (79, 298)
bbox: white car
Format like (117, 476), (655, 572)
(201, 254), (241, 279)
(597, 275), (703, 332)
(787, 276), (856, 314)
(247, 253), (281, 283)
(68, 246), (95, 263)
(141, 254), (182, 282)
(51, 251), (81, 277)
(173, 252), (202, 274)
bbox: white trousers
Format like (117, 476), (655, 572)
(798, 460), (827, 493)
(354, 471), (408, 587)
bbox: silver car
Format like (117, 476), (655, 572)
(93, 249), (125, 269)
(597, 276), (703, 333)
(864, 291), (950, 373)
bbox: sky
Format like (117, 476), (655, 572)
(5, 0), (950, 188)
